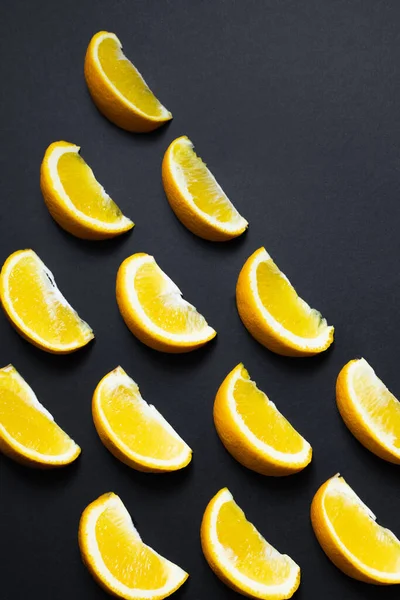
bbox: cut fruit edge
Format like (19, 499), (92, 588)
(89, 32), (172, 122)
(118, 253), (216, 344)
(165, 136), (248, 234)
(205, 488), (300, 598)
(0, 250), (94, 351)
(79, 493), (188, 600)
(42, 142), (134, 232)
(93, 367), (192, 469)
(225, 364), (312, 466)
(246, 248), (334, 352)
(0, 364), (80, 464)
(341, 358), (400, 459)
(315, 475), (400, 582)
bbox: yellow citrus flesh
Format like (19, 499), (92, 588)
(162, 137), (248, 241)
(0, 250), (93, 353)
(256, 260), (323, 338)
(40, 142), (133, 239)
(0, 365), (80, 467)
(135, 260), (208, 334)
(201, 488), (300, 599)
(98, 37), (166, 118)
(234, 367), (304, 453)
(214, 364), (311, 475)
(85, 32), (171, 133)
(96, 503), (169, 590)
(311, 475), (400, 583)
(116, 253), (216, 352)
(93, 367), (192, 472)
(79, 493), (188, 600)
(236, 247), (334, 356)
(337, 359), (400, 463)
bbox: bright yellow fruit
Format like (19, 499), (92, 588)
(79, 492), (188, 600)
(236, 247), (334, 356)
(336, 358), (400, 464)
(0, 249), (93, 353)
(92, 366), (192, 472)
(311, 474), (400, 584)
(40, 141), (134, 239)
(116, 252), (216, 352)
(214, 363), (312, 475)
(0, 364), (80, 467)
(162, 136), (248, 241)
(201, 488), (300, 599)
(84, 31), (172, 133)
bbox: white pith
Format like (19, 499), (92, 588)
(45, 143), (133, 232)
(168, 137), (248, 234)
(91, 32), (171, 121)
(1, 250), (93, 351)
(207, 489), (300, 596)
(320, 475), (400, 581)
(226, 365), (311, 465)
(0, 365), (79, 464)
(346, 358), (400, 457)
(248, 248), (333, 351)
(120, 253), (215, 344)
(81, 494), (187, 599)
(95, 367), (191, 468)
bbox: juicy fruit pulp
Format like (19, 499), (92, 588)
(234, 366), (305, 454)
(135, 260), (208, 335)
(171, 138), (244, 225)
(1, 251), (92, 350)
(216, 497), (293, 586)
(324, 482), (400, 574)
(57, 150), (125, 223)
(98, 37), (168, 118)
(256, 259), (325, 339)
(95, 502), (169, 590)
(352, 360), (400, 450)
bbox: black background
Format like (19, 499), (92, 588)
(1, 1), (400, 599)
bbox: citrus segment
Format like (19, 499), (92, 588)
(92, 366), (192, 472)
(162, 136), (248, 241)
(40, 141), (133, 239)
(236, 247), (334, 356)
(85, 31), (172, 132)
(201, 488), (300, 599)
(116, 253), (216, 352)
(311, 475), (400, 583)
(214, 364), (312, 475)
(336, 358), (400, 464)
(79, 493), (188, 599)
(0, 250), (93, 353)
(0, 364), (80, 467)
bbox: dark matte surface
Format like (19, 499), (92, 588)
(1, 1), (400, 598)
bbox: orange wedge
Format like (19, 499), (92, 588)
(92, 366), (192, 472)
(236, 247), (334, 356)
(214, 363), (312, 475)
(0, 250), (93, 353)
(162, 136), (248, 241)
(85, 31), (172, 132)
(116, 252), (216, 352)
(79, 492), (188, 599)
(336, 358), (400, 464)
(0, 364), (80, 467)
(201, 488), (300, 599)
(40, 141), (133, 239)
(311, 474), (400, 583)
